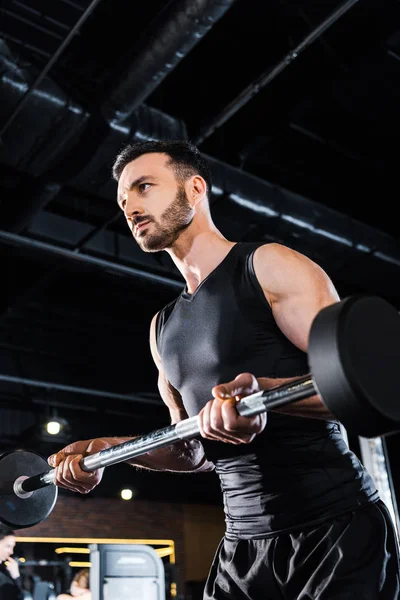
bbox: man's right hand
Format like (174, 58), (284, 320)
(48, 438), (112, 494)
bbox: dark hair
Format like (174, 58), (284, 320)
(0, 525), (15, 540)
(111, 139), (212, 198)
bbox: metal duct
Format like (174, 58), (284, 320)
(100, 0), (238, 124)
(0, 39), (189, 180)
(0, 0), (102, 141)
(0, 39), (90, 175)
(1, 41), (400, 303)
(206, 154), (400, 302)
(0, 41), (187, 229)
(66, 104), (188, 194)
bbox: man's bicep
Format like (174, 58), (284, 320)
(273, 284), (339, 352)
(254, 244), (340, 352)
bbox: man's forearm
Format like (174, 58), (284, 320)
(98, 437), (215, 472)
(257, 376), (336, 420)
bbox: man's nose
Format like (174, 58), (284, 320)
(124, 195), (144, 220)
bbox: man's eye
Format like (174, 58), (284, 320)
(138, 183), (151, 193)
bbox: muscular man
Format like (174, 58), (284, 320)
(0, 526), (24, 600)
(48, 140), (400, 599)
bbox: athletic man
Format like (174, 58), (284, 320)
(48, 140), (400, 599)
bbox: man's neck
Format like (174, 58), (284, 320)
(166, 230), (236, 294)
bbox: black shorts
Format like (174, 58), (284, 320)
(204, 500), (400, 599)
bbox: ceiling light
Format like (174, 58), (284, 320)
(46, 420), (61, 435)
(120, 488), (133, 500)
(42, 413), (70, 440)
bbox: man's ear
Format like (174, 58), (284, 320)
(188, 175), (207, 206)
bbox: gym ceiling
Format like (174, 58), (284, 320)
(1, 0), (400, 504)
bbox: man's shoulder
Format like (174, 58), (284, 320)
(253, 241), (292, 256)
(253, 242), (309, 267)
(236, 240), (292, 256)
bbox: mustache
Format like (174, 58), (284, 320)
(132, 216), (153, 227)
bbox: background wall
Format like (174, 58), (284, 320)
(16, 495), (226, 594)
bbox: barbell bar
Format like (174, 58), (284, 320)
(1, 294), (400, 529)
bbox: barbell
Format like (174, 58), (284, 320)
(1, 294), (400, 529)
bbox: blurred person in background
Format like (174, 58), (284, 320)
(0, 525), (24, 600)
(56, 568), (91, 599)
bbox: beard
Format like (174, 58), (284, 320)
(135, 186), (194, 252)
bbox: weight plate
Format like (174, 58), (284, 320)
(308, 295), (400, 438)
(0, 449), (57, 529)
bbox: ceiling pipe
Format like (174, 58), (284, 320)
(100, 0), (238, 124)
(1, 34), (400, 298)
(0, 229), (183, 289)
(0, 0), (103, 141)
(0, 41), (187, 227)
(194, 0), (360, 145)
(206, 153), (400, 266)
(0, 374), (161, 406)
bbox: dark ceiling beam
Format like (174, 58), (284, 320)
(100, 0), (238, 125)
(388, 49), (400, 62)
(2, 25), (400, 300)
(0, 374), (161, 406)
(73, 210), (123, 251)
(295, 5), (347, 69)
(193, 0), (360, 145)
(7, 179), (62, 234)
(289, 122), (370, 163)
(0, 229), (183, 289)
(0, 0), (227, 240)
(0, 211), (125, 324)
(0, 0), (102, 141)
(204, 153), (400, 304)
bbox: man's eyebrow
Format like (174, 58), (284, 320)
(117, 175), (157, 205)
